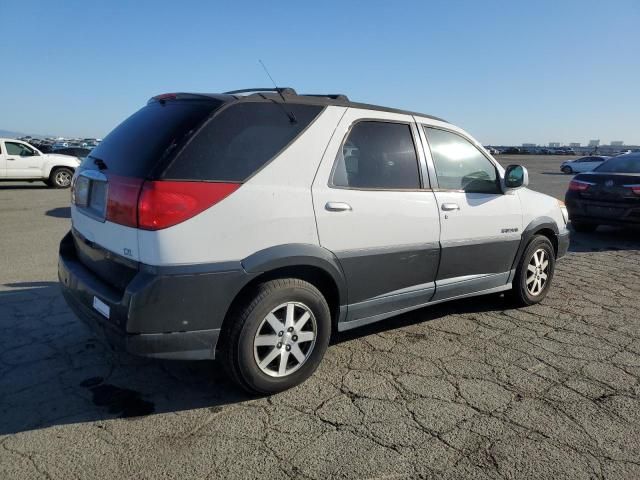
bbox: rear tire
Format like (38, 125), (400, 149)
(221, 278), (331, 395)
(510, 235), (556, 307)
(49, 167), (73, 188)
(571, 221), (598, 233)
(561, 166), (573, 174)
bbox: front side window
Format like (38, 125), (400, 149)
(332, 121), (420, 189)
(424, 127), (499, 193)
(5, 142), (36, 157)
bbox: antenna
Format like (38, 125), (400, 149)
(258, 60), (297, 123)
(259, 60), (285, 102)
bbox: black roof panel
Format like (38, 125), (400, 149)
(148, 89), (447, 123)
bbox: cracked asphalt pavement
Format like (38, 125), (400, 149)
(1, 156), (639, 479)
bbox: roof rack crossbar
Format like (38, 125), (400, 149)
(223, 87), (297, 95)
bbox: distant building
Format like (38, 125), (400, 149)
(569, 142), (581, 147)
(549, 142), (561, 148)
(588, 140), (600, 147)
(522, 143), (537, 148)
(610, 141), (624, 146)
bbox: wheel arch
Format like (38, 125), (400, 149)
(510, 217), (560, 274)
(45, 163), (76, 179)
(219, 244), (348, 341)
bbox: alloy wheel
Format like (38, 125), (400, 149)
(55, 170), (72, 187)
(526, 248), (549, 296)
(253, 302), (317, 377)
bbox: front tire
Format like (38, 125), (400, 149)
(49, 167), (73, 188)
(561, 166), (573, 174)
(221, 278), (331, 395)
(510, 235), (556, 306)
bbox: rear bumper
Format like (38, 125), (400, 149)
(58, 231), (252, 360)
(566, 195), (640, 226)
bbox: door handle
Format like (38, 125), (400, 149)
(441, 203), (460, 211)
(325, 202), (352, 212)
(6, 157), (16, 161)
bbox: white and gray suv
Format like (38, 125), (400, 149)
(59, 88), (570, 393)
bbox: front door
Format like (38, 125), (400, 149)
(312, 110), (441, 326)
(419, 126), (522, 300)
(3, 141), (43, 178)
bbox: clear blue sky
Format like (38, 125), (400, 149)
(2, 0), (639, 145)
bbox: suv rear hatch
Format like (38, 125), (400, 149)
(70, 94), (324, 291)
(71, 95), (227, 290)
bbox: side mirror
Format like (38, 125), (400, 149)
(504, 164), (529, 190)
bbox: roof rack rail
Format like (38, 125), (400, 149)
(302, 93), (349, 101)
(223, 87), (297, 95)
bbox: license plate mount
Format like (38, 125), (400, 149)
(92, 296), (110, 319)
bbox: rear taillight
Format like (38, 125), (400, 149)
(624, 184), (640, 196)
(104, 177), (240, 230)
(106, 176), (144, 227)
(138, 181), (240, 230)
(568, 179), (595, 192)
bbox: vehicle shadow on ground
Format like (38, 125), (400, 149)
(333, 293), (514, 344)
(0, 283), (249, 436)
(0, 184), (48, 190)
(45, 206), (71, 218)
(2, 226), (638, 435)
(568, 225), (640, 252)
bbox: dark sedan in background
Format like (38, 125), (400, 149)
(565, 153), (640, 232)
(53, 147), (92, 159)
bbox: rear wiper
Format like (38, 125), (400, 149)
(89, 155), (108, 170)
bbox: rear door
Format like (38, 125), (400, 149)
(419, 125), (522, 300)
(312, 109), (441, 324)
(574, 157), (595, 172)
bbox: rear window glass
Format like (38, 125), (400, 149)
(162, 102), (323, 182)
(85, 100), (221, 177)
(594, 154), (640, 173)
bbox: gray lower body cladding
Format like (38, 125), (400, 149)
(58, 231), (254, 359)
(58, 225), (569, 360)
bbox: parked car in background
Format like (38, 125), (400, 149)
(0, 138), (80, 187)
(54, 147), (92, 159)
(36, 144), (54, 153)
(58, 88), (569, 394)
(503, 147), (521, 154)
(52, 142), (69, 150)
(561, 156), (610, 174)
(484, 146), (499, 155)
(565, 153), (640, 232)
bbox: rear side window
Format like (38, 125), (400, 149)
(86, 100), (221, 177)
(162, 102), (323, 182)
(331, 121), (420, 189)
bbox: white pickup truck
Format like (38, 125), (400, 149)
(0, 138), (81, 188)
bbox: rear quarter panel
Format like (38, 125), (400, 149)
(138, 106), (347, 266)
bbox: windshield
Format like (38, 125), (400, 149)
(84, 99), (222, 177)
(594, 154), (640, 173)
